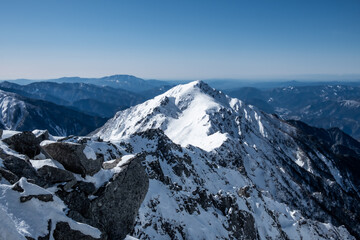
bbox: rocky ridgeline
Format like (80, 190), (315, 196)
(0, 130), (149, 240)
(92, 81), (359, 239)
(124, 128), (359, 240)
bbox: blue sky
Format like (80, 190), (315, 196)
(0, 0), (359, 80)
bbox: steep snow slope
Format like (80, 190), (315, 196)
(95, 81), (236, 151)
(94, 81), (360, 239)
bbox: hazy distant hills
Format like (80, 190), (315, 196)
(0, 81), (147, 117)
(7, 74), (172, 93)
(226, 85), (360, 140)
(6, 75), (360, 90)
(205, 79), (360, 90)
(0, 75), (175, 117)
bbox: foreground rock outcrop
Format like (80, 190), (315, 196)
(0, 130), (149, 240)
(42, 142), (103, 176)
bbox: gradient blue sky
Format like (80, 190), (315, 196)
(0, 0), (359, 80)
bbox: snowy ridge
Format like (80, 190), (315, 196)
(95, 81), (360, 239)
(0, 90), (27, 130)
(95, 81), (270, 151)
(0, 89), (106, 136)
(125, 130), (356, 239)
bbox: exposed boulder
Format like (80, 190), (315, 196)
(227, 209), (260, 240)
(56, 189), (91, 221)
(42, 142), (103, 176)
(33, 130), (50, 142)
(53, 222), (100, 240)
(2, 131), (41, 158)
(12, 182), (24, 192)
(37, 165), (75, 184)
(73, 181), (96, 195)
(0, 167), (19, 184)
(20, 194), (53, 203)
(3, 155), (44, 186)
(57, 155), (149, 240)
(238, 185), (252, 198)
(89, 155), (149, 239)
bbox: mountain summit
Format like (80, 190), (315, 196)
(94, 80), (266, 151)
(94, 81), (360, 239)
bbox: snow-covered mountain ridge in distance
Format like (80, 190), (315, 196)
(0, 89), (106, 136)
(94, 81), (360, 239)
(226, 84), (360, 140)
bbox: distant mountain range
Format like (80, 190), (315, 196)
(0, 81), (147, 118)
(226, 85), (360, 140)
(205, 79), (360, 90)
(4, 74), (172, 93)
(1, 75), (359, 140)
(8, 74), (360, 91)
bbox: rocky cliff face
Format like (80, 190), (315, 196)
(94, 81), (360, 239)
(0, 130), (148, 240)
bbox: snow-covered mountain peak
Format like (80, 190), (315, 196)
(91, 81), (360, 239)
(153, 80), (230, 107)
(94, 81), (260, 151)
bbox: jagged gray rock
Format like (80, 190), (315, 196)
(42, 142), (103, 176)
(73, 181), (96, 195)
(37, 165), (75, 184)
(53, 222), (100, 240)
(34, 130), (50, 142)
(0, 167), (19, 184)
(2, 131), (41, 158)
(89, 155), (149, 239)
(3, 155), (44, 186)
(0, 130), (150, 240)
(20, 194), (53, 203)
(57, 155), (149, 240)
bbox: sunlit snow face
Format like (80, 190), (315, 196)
(164, 90), (228, 151)
(97, 81), (234, 151)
